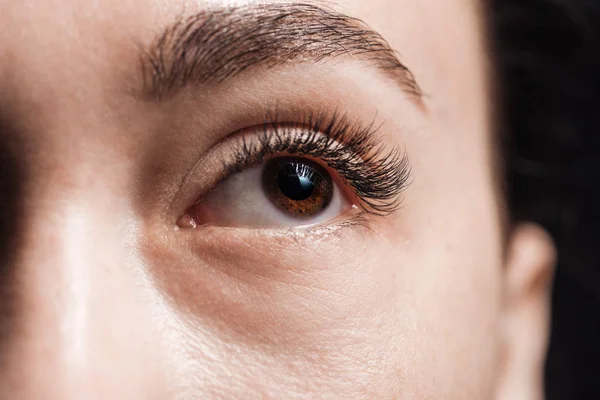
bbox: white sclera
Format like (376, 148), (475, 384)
(196, 162), (346, 229)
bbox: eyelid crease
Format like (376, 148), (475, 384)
(218, 109), (413, 217)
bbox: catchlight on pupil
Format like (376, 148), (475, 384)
(262, 157), (334, 217)
(278, 164), (315, 201)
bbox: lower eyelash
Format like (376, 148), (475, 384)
(223, 109), (412, 216)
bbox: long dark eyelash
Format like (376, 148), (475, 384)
(224, 110), (412, 216)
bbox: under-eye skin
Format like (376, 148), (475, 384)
(179, 110), (413, 230)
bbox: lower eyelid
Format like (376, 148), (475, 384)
(181, 208), (372, 239)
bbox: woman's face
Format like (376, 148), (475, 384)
(0, 0), (555, 398)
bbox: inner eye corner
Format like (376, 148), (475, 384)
(176, 212), (198, 229)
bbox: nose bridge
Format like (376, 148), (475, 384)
(23, 200), (103, 366)
(1, 185), (157, 399)
(0, 2), (165, 397)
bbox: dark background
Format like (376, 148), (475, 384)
(489, 0), (600, 398)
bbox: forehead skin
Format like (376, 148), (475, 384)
(0, 0), (500, 399)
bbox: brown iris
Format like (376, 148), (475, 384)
(262, 157), (333, 217)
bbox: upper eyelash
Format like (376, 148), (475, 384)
(223, 109), (412, 216)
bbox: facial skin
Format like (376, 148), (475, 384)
(0, 0), (555, 399)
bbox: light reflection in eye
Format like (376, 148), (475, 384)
(262, 157), (334, 217)
(180, 157), (349, 229)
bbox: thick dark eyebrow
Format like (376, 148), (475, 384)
(141, 3), (424, 108)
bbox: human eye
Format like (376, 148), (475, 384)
(177, 110), (412, 230)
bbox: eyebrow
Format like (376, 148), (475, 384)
(141, 3), (424, 108)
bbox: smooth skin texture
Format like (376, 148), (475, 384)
(0, 0), (555, 399)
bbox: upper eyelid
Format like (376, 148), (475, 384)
(220, 112), (412, 216)
(170, 109), (412, 219)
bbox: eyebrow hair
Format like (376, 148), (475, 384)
(141, 3), (424, 108)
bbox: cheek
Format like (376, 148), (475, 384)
(410, 255), (502, 397)
(140, 226), (421, 397)
(140, 186), (502, 400)
(386, 189), (504, 397)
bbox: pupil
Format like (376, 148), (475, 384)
(278, 168), (315, 201)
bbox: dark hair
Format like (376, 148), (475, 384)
(488, 0), (600, 397)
